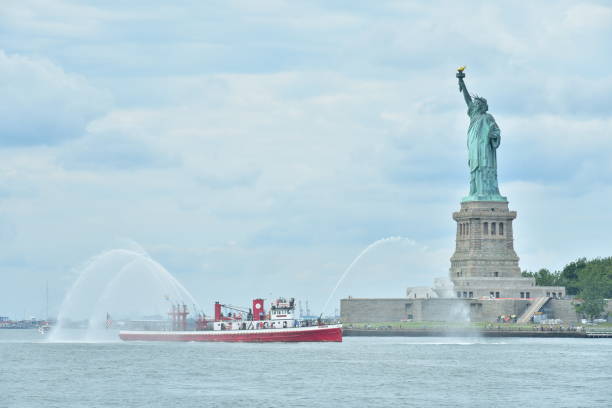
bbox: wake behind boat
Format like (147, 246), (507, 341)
(119, 297), (342, 343)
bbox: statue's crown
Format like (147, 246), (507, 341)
(473, 95), (487, 104)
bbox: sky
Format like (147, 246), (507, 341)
(1, 0), (611, 319)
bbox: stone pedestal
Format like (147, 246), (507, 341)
(449, 201), (565, 299)
(451, 201), (520, 279)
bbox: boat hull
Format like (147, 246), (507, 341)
(119, 324), (342, 343)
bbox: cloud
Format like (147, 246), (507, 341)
(0, 0), (611, 317)
(0, 0), (112, 38)
(58, 130), (179, 171)
(196, 168), (261, 190)
(0, 50), (112, 146)
(0, 214), (17, 242)
(499, 114), (612, 186)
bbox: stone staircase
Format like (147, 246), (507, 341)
(517, 296), (550, 324)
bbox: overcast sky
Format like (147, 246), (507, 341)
(1, 0), (611, 319)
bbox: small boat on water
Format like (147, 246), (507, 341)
(38, 324), (51, 335)
(119, 297), (342, 343)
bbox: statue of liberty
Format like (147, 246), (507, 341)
(456, 67), (506, 202)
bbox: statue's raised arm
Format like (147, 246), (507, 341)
(456, 66), (472, 108)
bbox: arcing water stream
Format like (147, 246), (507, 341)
(321, 236), (410, 316)
(49, 247), (199, 342)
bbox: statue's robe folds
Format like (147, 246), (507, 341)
(465, 106), (504, 201)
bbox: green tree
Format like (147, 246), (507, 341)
(578, 259), (612, 297)
(556, 257), (612, 296)
(559, 258), (587, 295)
(525, 257), (611, 320)
(521, 268), (561, 286)
(525, 257), (612, 305)
(575, 268), (608, 320)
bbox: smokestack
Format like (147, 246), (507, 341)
(252, 299), (264, 321)
(214, 302), (221, 322)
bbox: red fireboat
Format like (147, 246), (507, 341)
(119, 298), (342, 342)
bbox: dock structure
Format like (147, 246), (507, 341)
(585, 329), (612, 338)
(343, 326), (612, 338)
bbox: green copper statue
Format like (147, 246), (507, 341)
(457, 67), (506, 202)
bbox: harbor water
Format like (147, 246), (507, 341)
(1, 330), (610, 407)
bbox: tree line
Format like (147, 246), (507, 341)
(522, 257), (612, 320)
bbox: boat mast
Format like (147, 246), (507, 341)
(45, 281), (49, 321)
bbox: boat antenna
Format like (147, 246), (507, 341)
(45, 281), (49, 321)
